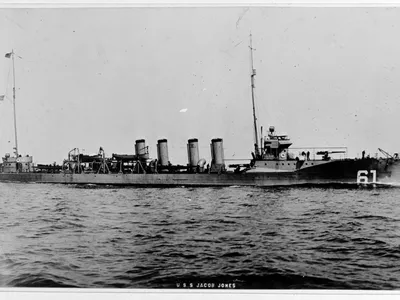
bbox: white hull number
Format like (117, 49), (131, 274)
(357, 170), (377, 184)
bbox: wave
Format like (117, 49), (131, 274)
(221, 252), (245, 258)
(258, 182), (400, 189)
(3, 182), (400, 289)
(354, 215), (399, 222)
(8, 273), (79, 288)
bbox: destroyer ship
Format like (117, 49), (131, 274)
(1, 38), (399, 187)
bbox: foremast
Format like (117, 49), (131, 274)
(249, 34), (259, 157)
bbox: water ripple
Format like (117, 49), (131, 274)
(0, 183), (399, 289)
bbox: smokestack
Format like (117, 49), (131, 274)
(157, 139), (169, 166)
(135, 139), (149, 160)
(210, 138), (225, 173)
(187, 138), (199, 172)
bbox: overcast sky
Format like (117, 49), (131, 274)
(1, 7), (400, 164)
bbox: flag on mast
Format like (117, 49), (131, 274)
(5, 52), (12, 58)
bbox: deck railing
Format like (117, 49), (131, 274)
(290, 147), (348, 160)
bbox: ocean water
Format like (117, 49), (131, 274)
(0, 182), (399, 289)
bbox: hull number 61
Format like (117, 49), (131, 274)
(357, 170), (377, 184)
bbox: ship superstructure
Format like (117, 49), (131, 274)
(0, 38), (399, 187)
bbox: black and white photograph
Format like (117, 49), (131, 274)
(0, 2), (400, 297)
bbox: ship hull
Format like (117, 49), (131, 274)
(0, 158), (398, 187)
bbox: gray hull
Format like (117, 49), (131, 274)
(0, 171), (394, 187)
(1, 158), (398, 187)
(0, 173), (346, 187)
